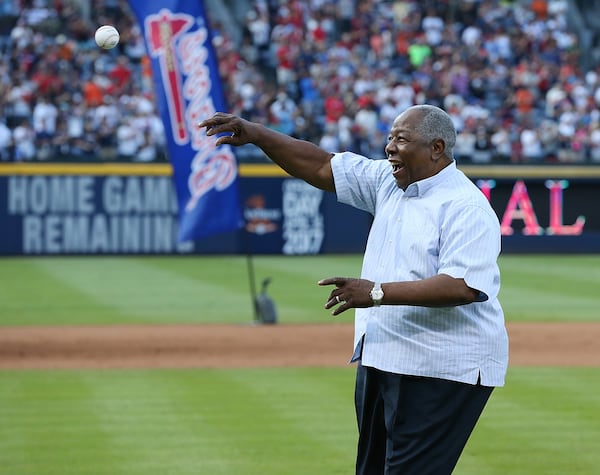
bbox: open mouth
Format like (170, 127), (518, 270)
(391, 162), (405, 176)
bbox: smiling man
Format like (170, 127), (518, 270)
(199, 104), (509, 475)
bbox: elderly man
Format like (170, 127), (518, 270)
(199, 104), (508, 475)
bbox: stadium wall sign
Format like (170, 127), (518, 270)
(0, 163), (598, 255)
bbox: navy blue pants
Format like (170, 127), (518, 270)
(354, 364), (493, 475)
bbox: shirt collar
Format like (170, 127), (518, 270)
(404, 161), (456, 197)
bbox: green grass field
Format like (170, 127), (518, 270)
(1, 255), (599, 474)
(1, 254), (599, 325)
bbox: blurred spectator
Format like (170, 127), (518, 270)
(5, 75), (33, 126)
(0, 119), (12, 161)
(318, 122), (339, 152)
(473, 124), (493, 164)
(354, 100), (379, 137)
(107, 55), (133, 94)
(520, 126), (544, 162)
(1, 0), (600, 165)
(269, 90), (298, 136)
(490, 123), (513, 162)
(116, 116), (140, 160)
(538, 119), (560, 161)
(96, 116), (118, 160)
(32, 96), (57, 137)
(33, 102), (56, 161)
(590, 122), (600, 163)
(12, 118), (35, 161)
(83, 75), (107, 108)
(71, 120), (97, 160)
(455, 124), (476, 163)
(136, 130), (157, 162)
(51, 115), (71, 158)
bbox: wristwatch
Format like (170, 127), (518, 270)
(369, 282), (384, 307)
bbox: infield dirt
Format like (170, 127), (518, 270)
(0, 322), (598, 369)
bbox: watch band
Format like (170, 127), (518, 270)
(370, 282), (384, 307)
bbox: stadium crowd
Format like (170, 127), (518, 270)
(1, 0), (600, 164)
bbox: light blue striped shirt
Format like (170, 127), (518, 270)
(332, 152), (509, 386)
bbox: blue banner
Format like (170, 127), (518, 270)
(128, 0), (242, 241)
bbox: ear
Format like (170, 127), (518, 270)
(431, 138), (446, 161)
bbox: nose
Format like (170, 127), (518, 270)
(385, 141), (395, 159)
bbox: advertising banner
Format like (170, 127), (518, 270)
(1, 174), (194, 254)
(479, 176), (598, 253)
(128, 0), (242, 241)
(1, 165), (599, 255)
(240, 177), (371, 255)
(0, 170), (370, 255)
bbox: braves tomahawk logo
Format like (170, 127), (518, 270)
(145, 10), (191, 144)
(144, 9), (237, 213)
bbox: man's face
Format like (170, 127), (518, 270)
(385, 109), (436, 190)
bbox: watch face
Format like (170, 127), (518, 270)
(371, 289), (384, 300)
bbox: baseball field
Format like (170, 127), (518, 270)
(1, 254), (599, 474)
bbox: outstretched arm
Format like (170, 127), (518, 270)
(198, 113), (336, 192)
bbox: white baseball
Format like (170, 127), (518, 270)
(95, 25), (120, 50)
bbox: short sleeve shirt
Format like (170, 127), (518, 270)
(331, 152), (509, 386)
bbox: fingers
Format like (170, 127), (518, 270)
(197, 112), (231, 130)
(200, 121), (232, 137)
(319, 277), (350, 315)
(324, 290), (350, 316)
(320, 277), (371, 316)
(214, 134), (236, 147)
(198, 113), (244, 146)
(326, 293), (344, 306)
(331, 304), (348, 316)
(198, 113), (235, 135)
(325, 298), (346, 314)
(318, 277), (345, 286)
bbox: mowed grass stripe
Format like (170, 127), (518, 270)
(499, 287), (598, 321)
(499, 255), (600, 321)
(223, 368), (356, 455)
(1, 368), (599, 474)
(0, 368), (357, 475)
(0, 256), (364, 326)
(89, 370), (228, 475)
(1, 254), (599, 325)
(33, 257), (255, 324)
(455, 367), (600, 475)
(0, 258), (118, 324)
(0, 257), (257, 324)
(171, 368), (356, 475)
(0, 372), (116, 474)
